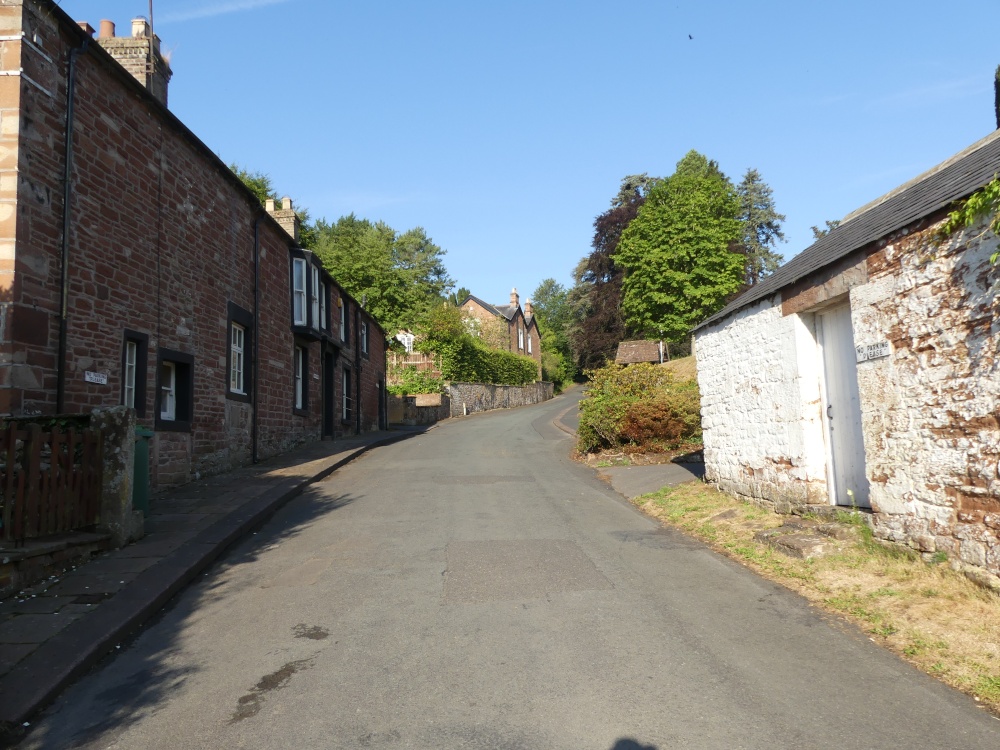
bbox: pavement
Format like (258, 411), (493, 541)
(0, 425), (430, 739)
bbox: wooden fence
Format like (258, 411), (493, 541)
(0, 423), (103, 545)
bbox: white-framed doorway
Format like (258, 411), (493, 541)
(815, 304), (871, 508)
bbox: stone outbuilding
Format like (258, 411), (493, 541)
(615, 340), (664, 365)
(693, 129), (1000, 582)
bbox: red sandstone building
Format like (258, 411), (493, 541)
(0, 1), (387, 488)
(460, 288), (542, 375)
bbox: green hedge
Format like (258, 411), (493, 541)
(387, 366), (445, 396)
(434, 337), (538, 386)
(577, 362), (701, 453)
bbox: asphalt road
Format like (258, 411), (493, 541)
(17, 392), (1000, 749)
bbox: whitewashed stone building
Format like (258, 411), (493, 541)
(694, 130), (1000, 581)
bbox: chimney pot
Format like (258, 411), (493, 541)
(99, 19), (115, 39)
(283, 196), (293, 211)
(525, 299), (533, 315)
(78, 22), (96, 38)
(510, 287), (519, 307)
(265, 198), (276, 212)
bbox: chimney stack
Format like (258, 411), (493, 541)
(93, 16), (172, 107)
(267, 196), (300, 242)
(524, 299), (533, 316)
(510, 287), (519, 307)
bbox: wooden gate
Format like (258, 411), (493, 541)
(0, 423), (104, 545)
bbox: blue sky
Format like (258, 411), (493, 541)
(58, 0), (1000, 308)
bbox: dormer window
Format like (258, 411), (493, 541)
(290, 251), (332, 340)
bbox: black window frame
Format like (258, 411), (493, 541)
(155, 348), (194, 432)
(341, 365), (352, 424)
(121, 329), (149, 417)
(226, 302), (253, 404)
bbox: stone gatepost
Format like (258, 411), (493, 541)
(90, 406), (144, 547)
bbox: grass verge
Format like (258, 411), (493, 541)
(632, 481), (1000, 714)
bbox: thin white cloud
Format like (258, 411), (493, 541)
(158, 0), (292, 24)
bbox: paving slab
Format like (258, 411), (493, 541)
(599, 462), (704, 500)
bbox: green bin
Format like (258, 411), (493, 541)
(133, 427), (154, 516)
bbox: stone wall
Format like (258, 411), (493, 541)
(448, 381), (553, 417)
(388, 393), (450, 425)
(696, 214), (1000, 581)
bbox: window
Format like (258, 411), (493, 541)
(156, 349), (194, 431)
(361, 322), (368, 355)
(292, 258), (307, 325)
(310, 266), (320, 328)
(227, 303), (253, 402)
(121, 330), (148, 416)
(339, 299), (347, 341)
(294, 346), (307, 411)
(527, 331), (532, 355)
(342, 366), (351, 422)
(518, 326), (524, 350)
(397, 331), (414, 353)
(230, 324), (245, 393)
(319, 280), (327, 331)
(160, 362), (176, 421)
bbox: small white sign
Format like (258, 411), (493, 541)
(855, 341), (890, 362)
(84, 371), (108, 385)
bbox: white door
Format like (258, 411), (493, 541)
(817, 305), (871, 508)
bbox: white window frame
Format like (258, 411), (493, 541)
(292, 258), (307, 326)
(230, 323), (246, 394)
(124, 340), (137, 408)
(527, 331), (532, 355)
(310, 265), (320, 328)
(340, 300), (346, 341)
(361, 322), (368, 354)
(518, 326), (524, 350)
(342, 367), (351, 421)
(319, 280), (327, 331)
(160, 361), (176, 421)
(294, 346), (305, 410)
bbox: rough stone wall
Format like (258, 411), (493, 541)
(448, 381), (553, 417)
(854, 217), (1000, 575)
(696, 299), (829, 510)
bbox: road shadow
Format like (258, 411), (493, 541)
(610, 740), (658, 750)
(12, 486), (357, 749)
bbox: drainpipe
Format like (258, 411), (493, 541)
(251, 216), (261, 463)
(57, 38), (90, 414)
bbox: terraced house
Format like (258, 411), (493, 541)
(0, 0), (386, 490)
(694, 128), (1000, 584)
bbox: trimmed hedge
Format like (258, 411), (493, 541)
(434, 337), (538, 386)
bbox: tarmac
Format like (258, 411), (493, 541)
(0, 426), (431, 739)
(0, 396), (703, 740)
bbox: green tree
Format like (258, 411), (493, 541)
(615, 150), (743, 341)
(313, 215), (453, 333)
(447, 286), (471, 306)
(811, 219), (841, 239)
(531, 278), (575, 385)
(736, 168), (785, 285)
(229, 163), (317, 249)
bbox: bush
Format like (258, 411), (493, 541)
(387, 366), (444, 396)
(577, 362), (701, 453)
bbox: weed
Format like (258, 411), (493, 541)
(929, 551), (948, 565)
(975, 675), (1000, 702)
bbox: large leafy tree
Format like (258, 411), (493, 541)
(616, 151), (744, 341)
(530, 278), (575, 384)
(230, 163), (318, 248)
(736, 168), (785, 285)
(569, 174), (657, 370)
(313, 216), (453, 333)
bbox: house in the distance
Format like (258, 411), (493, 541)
(460, 289), (542, 375)
(693, 127), (1000, 585)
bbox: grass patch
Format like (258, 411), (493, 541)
(631, 480), (1000, 715)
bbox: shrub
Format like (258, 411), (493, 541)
(387, 366), (444, 396)
(577, 361), (701, 453)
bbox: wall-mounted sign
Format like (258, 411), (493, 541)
(84, 371), (108, 385)
(855, 341), (890, 362)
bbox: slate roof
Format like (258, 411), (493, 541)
(462, 294), (503, 317)
(695, 128), (1000, 331)
(462, 294), (523, 322)
(615, 340), (662, 364)
(492, 304), (518, 321)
